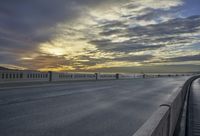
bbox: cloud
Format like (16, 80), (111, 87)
(0, 0), (200, 72)
(0, 0), (128, 62)
(82, 65), (200, 73)
(125, 0), (183, 10)
(90, 39), (163, 52)
(112, 55), (154, 62)
(92, 15), (200, 52)
(168, 55), (200, 62)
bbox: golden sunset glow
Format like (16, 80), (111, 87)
(84, 61), (142, 70)
(38, 65), (76, 72)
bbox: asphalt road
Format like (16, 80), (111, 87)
(0, 77), (189, 136)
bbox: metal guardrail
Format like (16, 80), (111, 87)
(133, 75), (200, 136)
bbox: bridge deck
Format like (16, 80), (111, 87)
(188, 78), (200, 136)
(0, 78), (188, 136)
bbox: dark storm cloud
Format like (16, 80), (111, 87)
(0, 0), (128, 49)
(97, 20), (127, 36)
(99, 29), (123, 36)
(135, 9), (163, 20)
(0, 53), (17, 64)
(142, 55), (200, 65)
(90, 39), (112, 47)
(97, 15), (200, 38)
(169, 55), (200, 62)
(0, 0), (84, 49)
(130, 15), (200, 36)
(113, 55), (154, 61)
(89, 65), (200, 73)
(126, 16), (199, 38)
(0, 0), (129, 67)
(91, 15), (200, 54)
(99, 20), (126, 28)
(110, 44), (163, 52)
(135, 7), (181, 21)
(90, 39), (163, 52)
(21, 55), (72, 69)
(0, 0), (128, 35)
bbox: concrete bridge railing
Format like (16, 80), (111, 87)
(132, 75), (200, 136)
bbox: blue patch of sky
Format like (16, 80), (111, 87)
(180, 0), (200, 17)
(191, 43), (200, 50)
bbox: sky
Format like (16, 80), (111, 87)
(0, 0), (200, 73)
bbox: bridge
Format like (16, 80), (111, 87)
(0, 70), (199, 136)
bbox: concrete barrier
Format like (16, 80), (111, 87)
(73, 73), (96, 80)
(160, 87), (183, 136)
(0, 70), (49, 83)
(97, 73), (117, 80)
(132, 106), (170, 136)
(0, 70), (196, 83)
(133, 75), (200, 136)
(118, 74), (135, 79)
(50, 72), (74, 82)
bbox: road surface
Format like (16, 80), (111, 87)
(0, 77), (189, 136)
